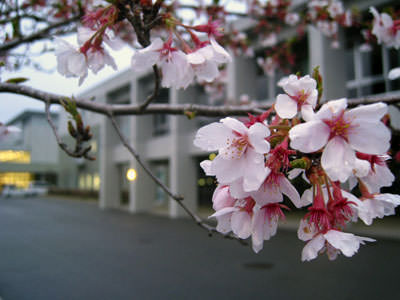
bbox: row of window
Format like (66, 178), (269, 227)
(78, 173), (100, 191)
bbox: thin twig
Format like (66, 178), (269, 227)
(108, 112), (247, 244)
(0, 13), (48, 24)
(0, 16), (80, 53)
(138, 65), (160, 111)
(45, 100), (95, 160)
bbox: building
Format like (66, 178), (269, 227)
(55, 0), (400, 217)
(0, 110), (59, 191)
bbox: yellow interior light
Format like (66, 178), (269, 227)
(126, 168), (137, 181)
(0, 150), (31, 164)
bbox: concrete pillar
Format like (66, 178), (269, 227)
(128, 76), (157, 213)
(127, 118), (156, 213)
(308, 26), (347, 100)
(168, 87), (198, 218)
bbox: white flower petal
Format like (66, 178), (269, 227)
(220, 117), (247, 135)
(315, 98), (347, 120)
(251, 182), (282, 206)
(279, 176), (302, 208)
(289, 120), (330, 153)
(210, 206), (238, 218)
(297, 219), (316, 241)
(301, 234), (325, 262)
(248, 122), (270, 154)
(242, 150), (270, 192)
(388, 67), (400, 80)
(210, 37), (231, 63)
(194, 122), (234, 151)
(216, 214), (232, 234)
(231, 211), (252, 239)
(348, 122), (390, 155)
(324, 230), (375, 257)
(193, 61), (219, 82)
(251, 209), (266, 253)
(275, 94), (298, 119)
(321, 137), (355, 182)
(346, 102), (387, 123)
(200, 160), (215, 176)
(212, 155), (244, 184)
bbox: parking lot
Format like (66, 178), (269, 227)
(0, 196), (399, 300)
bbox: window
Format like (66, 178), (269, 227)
(345, 44), (400, 97)
(152, 88), (170, 136)
(0, 172), (32, 189)
(107, 85), (131, 139)
(0, 150), (30, 163)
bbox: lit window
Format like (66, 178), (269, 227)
(0, 150), (31, 163)
(79, 175), (86, 190)
(0, 172), (32, 189)
(90, 141), (98, 153)
(93, 174), (100, 190)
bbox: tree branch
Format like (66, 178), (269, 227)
(0, 16), (80, 53)
(2, 83), (400, 118)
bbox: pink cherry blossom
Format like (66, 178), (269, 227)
(301, 228), (375, 262)
(251, 203), (288, 253)
(327, 1), (344, 18)
(370, 7), (400, 49)
(351, 154), (395, 193)
(55, 38), (88, 85)
(275, 74), (318, 120)
(285, 13), (300, 26)
(186, 38), (231, 82)
(229, 172), (302, 208)
(289, 98), (391, 182)
(344, 190), (400, 226)
(316, 21), (338, 38)
(194, 117), (270, 192)
(210, 194), (256, 239)
(131, 37), (192, 89)
(55, 28), (117, 85)
(209, 185), (237, 234)
(257, 57), (277, 77)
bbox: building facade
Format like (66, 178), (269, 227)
(0, 111), (59, 191)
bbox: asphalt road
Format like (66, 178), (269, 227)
(0, 196), (399, 300)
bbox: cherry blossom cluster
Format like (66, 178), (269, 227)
(307, 0), (355, 47)
(368, 6), (400, 50)
(368, 6), (400, 80)
(130, 20), (231, 89)
(54, 1), (232, 88)
(194, 73), (400, 261)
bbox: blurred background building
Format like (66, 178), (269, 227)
(0, 111), (59, 190)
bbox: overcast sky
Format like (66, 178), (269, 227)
(0, 45), (133, 123)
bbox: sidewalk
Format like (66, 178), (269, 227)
(0, 196), (399, 300)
